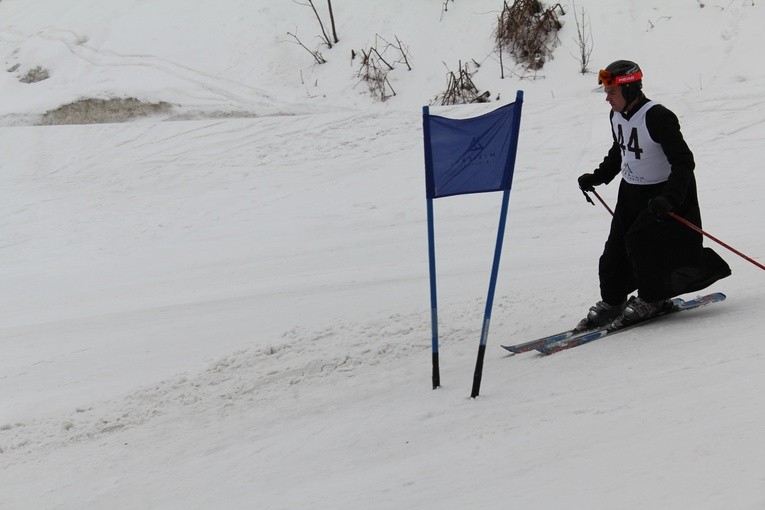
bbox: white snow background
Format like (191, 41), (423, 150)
(2, 0), (765, 508)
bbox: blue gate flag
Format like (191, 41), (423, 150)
(423, 98), (522, 199)
(422, 91), (524, 393)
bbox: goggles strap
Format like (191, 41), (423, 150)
(599, 69), (643, 86)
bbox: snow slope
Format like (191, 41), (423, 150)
(1, 0), (764, 508)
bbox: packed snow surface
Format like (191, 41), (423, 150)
(1, 1), (764, 508)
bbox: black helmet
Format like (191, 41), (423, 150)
(598, 60), (643, 103)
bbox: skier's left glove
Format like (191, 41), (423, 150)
(647, 195), (674, 219)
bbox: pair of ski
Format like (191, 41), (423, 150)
(502, 292), (726, 356)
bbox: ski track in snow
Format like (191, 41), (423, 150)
(0, 25), (323, 121)
(2, 1), (765, 509)
(0, 303), (496, 460)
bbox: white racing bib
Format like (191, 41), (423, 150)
(611, 101), (672, 185)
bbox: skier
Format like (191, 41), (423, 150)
(575, 60), (731, 331)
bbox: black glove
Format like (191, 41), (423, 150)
(647, 195), (674, 219)
(578, 173), (599, 192)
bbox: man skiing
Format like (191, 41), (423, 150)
(576, 60), (731, 331)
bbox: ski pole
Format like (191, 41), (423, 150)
(590, 189), (614, 216)
(587, 189), (765, 272)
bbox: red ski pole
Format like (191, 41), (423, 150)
(587, 189), (764, 272)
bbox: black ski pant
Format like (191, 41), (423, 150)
(598, 179), (712, 305)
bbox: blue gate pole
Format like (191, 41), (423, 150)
(423, 105), (441, 389)
(427, 197), (440, 389)
(470, 90), (524, 398)
(470, 188), (511, 398)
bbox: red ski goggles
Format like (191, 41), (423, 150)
(598, 69), (643, 87)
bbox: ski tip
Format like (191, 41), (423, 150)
(502, 342), (546, 354)
(695, 291), (727, 303)
(675, 291), (727, 307)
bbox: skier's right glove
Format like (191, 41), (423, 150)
(578, 173), (600, 192)
(647, 195), (674, 220)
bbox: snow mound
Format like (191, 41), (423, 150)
(38, 97), (173, 125)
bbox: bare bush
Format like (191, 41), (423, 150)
(495, 0), (565, 72)
(327, 0), (339, 44)
(440, 0), (455, 21)
(289, 0), (338, 64)
(287, 30), (326, 64)
(432, 60), (490, 106)
(355, 35), (412, 102)
(571, 1), (593, 74)
(358, 50), (395, 101)
(294, 0), (338, 48)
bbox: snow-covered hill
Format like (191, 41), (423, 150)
(1, 1), (764, 508)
